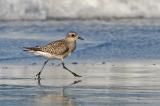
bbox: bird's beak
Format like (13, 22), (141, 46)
(78, 36), (84, 40)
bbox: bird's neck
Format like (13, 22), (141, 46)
(65, 40), (76, 52)
(65, 39), (76, 44)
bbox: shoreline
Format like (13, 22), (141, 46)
(0, 59), (160, 106)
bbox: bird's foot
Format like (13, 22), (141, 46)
(35, 72), (41, 80)
(73, 73), (82, 77)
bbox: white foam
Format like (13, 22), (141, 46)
(0, 0), (160, 20)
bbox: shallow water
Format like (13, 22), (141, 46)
(0, 20), (160, 106)
(1, 20), (160, 64)
(1, 62), (160, 106)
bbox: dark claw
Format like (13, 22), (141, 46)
(35, 72), (41, 80)
(73, 73), (82, 77)
(62, 62), (82, 77)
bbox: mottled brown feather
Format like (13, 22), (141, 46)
(39, 40), (69, 55)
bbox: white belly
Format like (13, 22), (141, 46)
(29, 51), (62, 59)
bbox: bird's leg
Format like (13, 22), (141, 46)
(35, 59), (49, 80)
(62, 62), (82, 77)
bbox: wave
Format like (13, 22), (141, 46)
(0, 0), (160, 20)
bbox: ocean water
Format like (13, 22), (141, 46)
(1, 61), (160, 106)
(0, 19), (160, 106)
(0, 20), (160, 64)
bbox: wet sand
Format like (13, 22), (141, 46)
(0, 19), (160, 106)
(1, 61), (160, 106)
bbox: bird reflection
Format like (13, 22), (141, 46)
(34, 79), (82, 106)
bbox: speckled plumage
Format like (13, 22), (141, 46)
(41, 40), (69, 55)
(24, 32), (84, 78)
(24, 38), (76, 59)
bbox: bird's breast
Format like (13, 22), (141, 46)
(68, 42), (76, 53)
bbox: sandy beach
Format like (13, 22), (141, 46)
(0, 20), (160, 106)
(0, 60), (160, 106)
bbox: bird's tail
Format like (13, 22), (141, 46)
(23, 47), (41, 52)
(23, 47), (46, 56)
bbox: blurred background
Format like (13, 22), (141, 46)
(0, 0), (160, 21)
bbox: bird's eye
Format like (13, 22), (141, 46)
(71, 34), (75, 37)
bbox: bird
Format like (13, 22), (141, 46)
(24, 31), (84, 80)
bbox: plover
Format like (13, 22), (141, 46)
(24, 32), (84, 79)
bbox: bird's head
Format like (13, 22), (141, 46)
(65, 32), (84, 42)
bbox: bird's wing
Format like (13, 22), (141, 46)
(40, 40), (69, 55)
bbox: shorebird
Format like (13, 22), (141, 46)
(24, 32), (84, 79)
